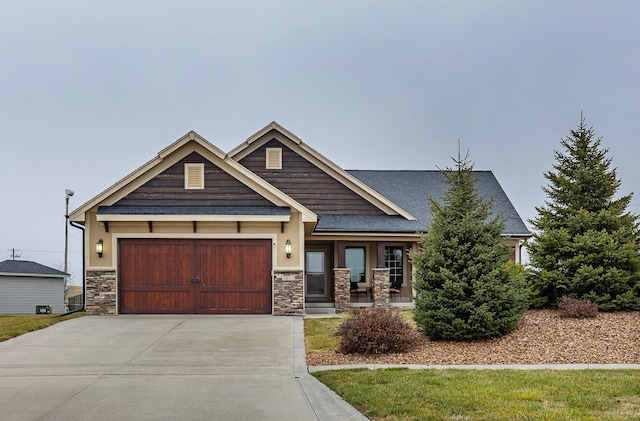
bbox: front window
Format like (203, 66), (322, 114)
(385, 246), (403, 289)
(346, 247), (366, 284)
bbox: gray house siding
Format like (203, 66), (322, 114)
(0, 276), (65, 314)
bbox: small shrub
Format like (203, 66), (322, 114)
(336, 308), (420, 355)
(557, 296), (598, 319)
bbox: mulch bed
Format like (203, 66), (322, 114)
(306, 309), (640, 366)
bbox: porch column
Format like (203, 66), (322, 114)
(376, 242), (385, 268)
(333, 268), (351, 313)
(372, 268), (390, 309)
(372, 242), (390, 309)
(337, 241), (346, 267)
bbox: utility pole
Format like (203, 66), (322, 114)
(64, 189), (74, 274)
(8, 248), (21, 260)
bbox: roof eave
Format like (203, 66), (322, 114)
(96, 214), (291, 222)
(0, 272), (67, 278)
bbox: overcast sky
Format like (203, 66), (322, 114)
(1, 1), (638, 283)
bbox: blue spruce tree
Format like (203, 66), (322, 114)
(527, 117), (640, 311)
(411, 150), (527, 340)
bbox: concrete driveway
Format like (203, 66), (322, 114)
(0, 315), (365, 421)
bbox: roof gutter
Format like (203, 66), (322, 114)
(69, 220), (85, 313)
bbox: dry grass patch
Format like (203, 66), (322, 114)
(0, 312), (85, 341)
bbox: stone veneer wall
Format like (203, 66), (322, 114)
(333, 268), (351, 313)
(372, 268), (390, 309)
(273, 270), (304, 315)
(86, 270), (117, 315)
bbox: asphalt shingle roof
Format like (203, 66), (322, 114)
(0, 260), (68, 277)
(313, 170), (530, 236)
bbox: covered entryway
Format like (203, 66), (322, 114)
(119, 239), (272, 314)
(304, 244), (333, 303)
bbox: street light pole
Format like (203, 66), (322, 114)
(64, 189), (74, 274)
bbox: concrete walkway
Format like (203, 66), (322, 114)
(309, 363), (640, 372)
(0, 316), (366, 421)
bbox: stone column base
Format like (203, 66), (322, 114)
(86, 270), (117, 315)
(333, 268), (351, 313)
(372, 268), (390, 309)
(273, 270), (304, 315)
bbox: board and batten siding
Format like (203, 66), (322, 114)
(115, 152), (274, 207)
(240, 139), (386, 215)
(0, 276), (65, 314)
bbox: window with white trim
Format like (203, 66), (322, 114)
(385, 246), (404, 289)
(184, 163), (205, 189)
(266, 148), (282, 169)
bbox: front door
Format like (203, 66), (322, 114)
(305, 244), (332, 302)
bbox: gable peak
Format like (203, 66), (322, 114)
(157, 130), (225, 159)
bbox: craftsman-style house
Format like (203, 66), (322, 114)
(69, 122), (530, 315)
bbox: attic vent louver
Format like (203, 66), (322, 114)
(185, 163), (204, 189)
(266, 148), (282, 169)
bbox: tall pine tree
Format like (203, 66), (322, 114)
(528, 117), (640, 311)
(410, 150), (527, 340)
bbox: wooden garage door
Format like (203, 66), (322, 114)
(119, 239), (272, 314)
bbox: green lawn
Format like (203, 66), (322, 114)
(0, 312), (85, 341)
(312, 368), (640, 420)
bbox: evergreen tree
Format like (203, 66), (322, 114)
(528, 117), (640, 311)
(410, 151), (528, 340)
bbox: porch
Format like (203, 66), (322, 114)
(304, 241), (415, 313)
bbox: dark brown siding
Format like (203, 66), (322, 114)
(239, 139), (385, 215)
(115, 152), (273, 207)
(119, 239), (272, 314)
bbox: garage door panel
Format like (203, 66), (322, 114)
(121, 290), (193, 314)
(197, 244), (229, 286)
(198, 242), (270, 287)
(120, 241), (193, 287)
(196, 240), (272, 314)
(241, 245), (270, 287)
(198, 291), (271, 314)
(119, 239), (272, 314)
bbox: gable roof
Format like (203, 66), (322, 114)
(69, 131), (317, 223)
(0, 260), (68, 277)
(229, 122), (416, 221)
(312, 170), (530, 236)
(67, 124), (530, 238)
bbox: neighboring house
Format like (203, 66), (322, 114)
(65, 285), (83, 312)
(69, 122), (531, 316)
(0, 260), (66, 314)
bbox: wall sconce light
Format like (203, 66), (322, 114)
(96, 239), (104, 258)
(285, 239), (292, 259)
